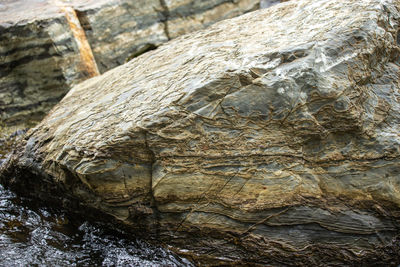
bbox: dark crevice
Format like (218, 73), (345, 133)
(159, 0), (171, 40)
(75, 10), (92, 32)
(125, 43), (158, 63)
(142, 131), (161, 238)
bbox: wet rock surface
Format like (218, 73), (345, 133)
(2, 0), (400, 265)
(0, 0), (265, 127)
(0, 184), (192, 266)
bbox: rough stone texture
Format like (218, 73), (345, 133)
(163, 0), (260, 39)
(2, 0), (400, 265)
(77, 0), (264, 72)
(73, 0), (167, 73)
(0, 1), (95, 127)
(0, 0), (262, 128)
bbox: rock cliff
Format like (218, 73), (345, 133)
(0, 0), (264, 128)
(2, 0), (400, 265)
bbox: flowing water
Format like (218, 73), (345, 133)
(0, 184), (193, 266)
(0, 133), (193, 267)
(0, 184), (193, 267)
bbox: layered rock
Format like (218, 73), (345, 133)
(162, 0), (260, 39)
(0, 0), (97, 127)
(76, 0), (263, 72)
(70, 0), (168, 73)
(2, 0), (400, 265)
(1, 0), (266, 128)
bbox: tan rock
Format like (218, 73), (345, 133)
(2, 0), (400, 264)
(0, 0), (262, 128)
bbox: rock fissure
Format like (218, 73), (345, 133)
(159, 0), (171, 40)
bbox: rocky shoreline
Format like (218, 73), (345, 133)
(2, 0), (400, 265)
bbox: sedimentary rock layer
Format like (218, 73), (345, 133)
(0, 0), (263, 127)
(0, 1), (91, 126)
(76, 0), (263, 72)
(2, 0), (400, 265)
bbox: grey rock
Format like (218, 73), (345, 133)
(260, 0), (281, 9)
(0, 1), (99, 128)
(2, 0), (400, 265)
(0, 0), (261, 128)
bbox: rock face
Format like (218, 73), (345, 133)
(2, 0), (400, 265)
(0, 0), (263, 128)
(0, 1), (97, 127)
(77, 0), (263, 72)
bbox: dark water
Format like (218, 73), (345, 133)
(0, 182), (192, 266)
(0, 130), (194, 267)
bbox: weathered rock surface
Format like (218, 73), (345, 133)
(0, 0), (97, 127)
(2, 0), (400, 265)
(77, 0), (263, 72)
(0, 0), (265, 128)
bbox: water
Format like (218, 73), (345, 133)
(0, 185), (192, 267)
(0, 129), (193, 267)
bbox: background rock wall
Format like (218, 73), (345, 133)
(0, 3), (92, 128)
(0, 0), (279, 129)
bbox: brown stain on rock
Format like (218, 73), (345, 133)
(54, 1), (99, 77)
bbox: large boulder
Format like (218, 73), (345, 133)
(2, 0), (400, 264)
(0, 0), (263, 128)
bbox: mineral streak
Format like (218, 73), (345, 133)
(2, 0), (400, 265)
